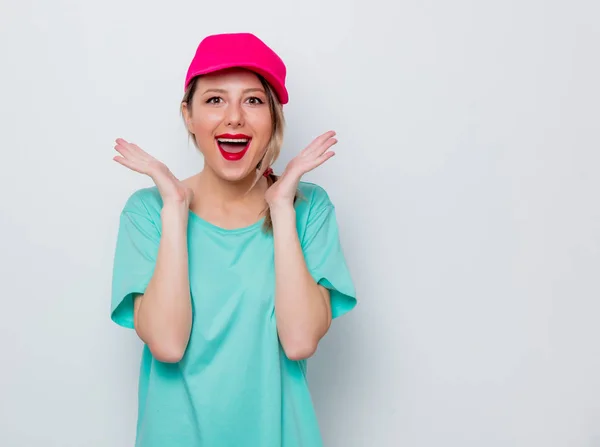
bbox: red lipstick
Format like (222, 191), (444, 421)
(216, 133), (252, 161)
(216, 133), (252, 139)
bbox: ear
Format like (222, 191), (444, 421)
(181, 102), (194, 133)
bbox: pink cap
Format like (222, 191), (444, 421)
(184, 33), (289, 105)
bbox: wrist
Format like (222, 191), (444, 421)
(268, 200), (295, 213)
(161, 201), (190, 219)
(269, 202), (296, 223)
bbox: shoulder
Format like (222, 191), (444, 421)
(295, 182), (336, 231)
(297, 181), (335, 212)
(295, 182), (340, 244)
(120, 186), (163, 221)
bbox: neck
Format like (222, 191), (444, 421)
(193, 166), (268, 210)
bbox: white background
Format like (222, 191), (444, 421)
(1, 0), (599, 446)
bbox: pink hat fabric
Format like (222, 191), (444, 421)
(184, 33), (289, 105)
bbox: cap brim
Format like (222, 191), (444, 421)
(186, 63), (288, 104)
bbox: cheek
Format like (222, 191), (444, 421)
(193, 112), (220, 133)
(191, 114), (222, 147)
(249, 112), (273, 141)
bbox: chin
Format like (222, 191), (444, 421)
(214, 162), (257, 183)
(205, 138), (264, 183)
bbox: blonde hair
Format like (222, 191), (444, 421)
(180, 73), (297, 232)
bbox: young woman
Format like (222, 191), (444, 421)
(110, 32), (357, 447)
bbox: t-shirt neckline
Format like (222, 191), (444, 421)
(188, 210), (265, 234)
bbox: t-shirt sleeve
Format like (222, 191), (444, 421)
(110, 193), (161, 329)
(301, 202), (357, 320)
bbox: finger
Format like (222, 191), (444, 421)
(114, 142), (151, 165)
(308, 137), (337, 157)
(113, 155), (140, 171)
(115, 138), (136, 154)
(303, 150), (335, 173)
(301, 130), (336, 155)
(114, 143), (133, 158)
(115, 138), (149, 159)
(127, 142), (157, 164)
(315, 130), (336, 145)
(128, 142), (151, 158)
(307, 134), (337, 155)
(114, 145), (145, 166)
(315, 150), (336, 165)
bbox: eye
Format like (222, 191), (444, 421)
(246, 96), (264, 105)
(206, 96), (222, 104)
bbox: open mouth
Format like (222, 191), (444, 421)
(216, 134), (251, 161)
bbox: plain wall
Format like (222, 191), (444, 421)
(1, 0), (599, 445)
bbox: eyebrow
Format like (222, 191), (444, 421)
(202, 88), (266, 95)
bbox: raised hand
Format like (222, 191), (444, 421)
(265, 130), (337, 207)
(113, 138), (194, 207)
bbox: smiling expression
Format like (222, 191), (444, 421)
(182, 68), (273, 182)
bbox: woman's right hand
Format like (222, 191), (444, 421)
(113, 138), (194, 207)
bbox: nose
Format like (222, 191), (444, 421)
(224, 102), (244, 128)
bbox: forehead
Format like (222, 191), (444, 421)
(196, 68), (264, 90)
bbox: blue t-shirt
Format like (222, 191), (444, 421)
(110, 181), (357, 446)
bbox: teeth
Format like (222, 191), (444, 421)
(217, 138), (249, 143)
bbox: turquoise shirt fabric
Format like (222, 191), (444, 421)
(110, 181), (357, 447)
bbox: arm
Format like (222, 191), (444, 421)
(271, 204), (332, 360)
(265, 130), (339, 361)
(112, 137), (194, 364)
(133, 202), (192, 363)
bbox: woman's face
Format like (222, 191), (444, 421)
(183, 68), (273, 182)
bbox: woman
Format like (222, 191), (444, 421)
(110, 32), (357, 447)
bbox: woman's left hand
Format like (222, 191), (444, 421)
(265, 130), (337, 208)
